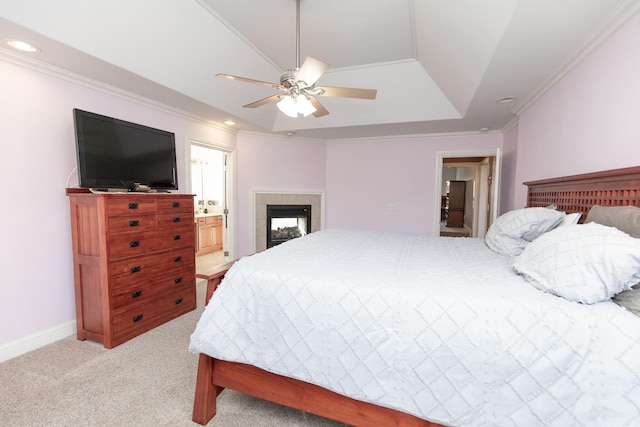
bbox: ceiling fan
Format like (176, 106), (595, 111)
(217, 0), (377, 118)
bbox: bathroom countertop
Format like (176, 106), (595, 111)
(194, 211), (223, 219)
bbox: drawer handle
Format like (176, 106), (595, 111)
(175, 298), (183, 305)
(132, 314), (143, 323)
(131, 290), (142, 298)
(173, 234), (181, 241)
(173, 256), (182, 262)
(174, 277), (183, 284)
(172, 216), (181, 223)
(130, 241), (140, 248)
(128, 203), (138, 209)
(172, 202), (180, 208)
(130, 265), (141, 273)
(129, 220), (140, 227)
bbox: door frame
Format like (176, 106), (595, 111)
(433, 149), (501, 237)
(186, 137), (236, 262)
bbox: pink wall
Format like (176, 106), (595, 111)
(500, 123), (519, 211)
(325, 135), (503, 235)
(235, 134), (327, 257)
(513, 12), (640, 207)
(0, 57), (235, 349)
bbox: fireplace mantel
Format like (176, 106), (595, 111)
(253, 191), (323, 253)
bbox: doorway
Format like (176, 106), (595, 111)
(434, 150), (501, 238)
(190, 142), (234, 272)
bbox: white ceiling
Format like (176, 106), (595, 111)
(1, 0), (638, 140)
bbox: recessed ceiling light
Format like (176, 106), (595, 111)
(479, 127), (490, 132)
(224, 120), (236, 126)
(6, 39), (40, 53)
(286, 132), (296, 137)
(496, 96), (516, 104)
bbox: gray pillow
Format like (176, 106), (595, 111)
(613, 285), (640, 317)
(585, 205), (640, 238)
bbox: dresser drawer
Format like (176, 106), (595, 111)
(108, 227), (195, 260)
(109, 247), (195, 287)
(158, 211), (193, 229)
(112, 287), (196, 342)
(111, 268), (195, 310)
(106, 197), (157, 216)
(107, 213), (157, 234)
(157, 197), (193, 213)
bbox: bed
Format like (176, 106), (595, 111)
(190, 166), (640, 426)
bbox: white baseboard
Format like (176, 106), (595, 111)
(0, 321), (76, 363)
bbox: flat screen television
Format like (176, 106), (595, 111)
(73, 108), (178, 191)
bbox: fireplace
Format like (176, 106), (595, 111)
(266, 204), (311, 248)
(254, 192), (322, 253)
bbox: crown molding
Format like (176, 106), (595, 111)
(0, 47), (235, 135)
(329, 129), (501, 144)
(501, 115), (520, 134)
(514, 0), (640, 116)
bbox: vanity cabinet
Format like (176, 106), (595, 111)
(196, 215), (223, 255)
(66, 189), (196, 348)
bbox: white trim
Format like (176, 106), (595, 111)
(0, 321), (76, 363)
(251, 188), (326, 254)
(329, 130), (501, 144)
(187, 138), (238, 261)
(513, 0), (640, 117)
(0, 47), (234, 134)
(193, 0), (281, 71)
(477, 163), (491, 239)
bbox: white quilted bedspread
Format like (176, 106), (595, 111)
(189, 229), (640, 426)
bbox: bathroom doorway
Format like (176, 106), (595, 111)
(434, 149), (501, 238)
(190, 142), (234, 272)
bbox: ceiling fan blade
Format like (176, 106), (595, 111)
(243, 94), (282, 109)
(217, 73), (278, 88)
(309, 96), (329, 117)
(318, 86), (377, 100)
(296, 56), (330, 86)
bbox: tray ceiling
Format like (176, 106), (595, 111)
(0, 0), (638, 139)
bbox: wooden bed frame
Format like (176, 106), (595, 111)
(524, 165), (640, 219)
(192, 165), (640, 426)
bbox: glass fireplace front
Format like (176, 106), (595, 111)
(266, 204), (311, 248)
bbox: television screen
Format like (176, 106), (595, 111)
(73, 108), (178, 190)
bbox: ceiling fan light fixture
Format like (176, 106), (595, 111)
(297, 96), (316, 117)
(277, 95), (298, 117)
(277, 95), (316, 118)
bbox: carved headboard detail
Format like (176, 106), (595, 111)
(524, 166), (640, 222)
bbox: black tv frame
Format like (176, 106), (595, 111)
(73, 108), (178, 192)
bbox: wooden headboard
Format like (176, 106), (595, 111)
(524, 166), (640, 221)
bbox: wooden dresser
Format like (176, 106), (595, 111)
(67, 189), (196, 348)
(445, 180), (466, 228)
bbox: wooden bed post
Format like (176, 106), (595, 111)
(193, 260), (235, 425)
(192, 353), (219, 425)
(196, 260), (237, 305)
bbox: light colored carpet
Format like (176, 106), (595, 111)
(0, 279), (348, 426)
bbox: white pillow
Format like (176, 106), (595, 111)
(485, 207), (564, 256)
(560, 212), (582, 226)
(513, 223), (640, 304)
